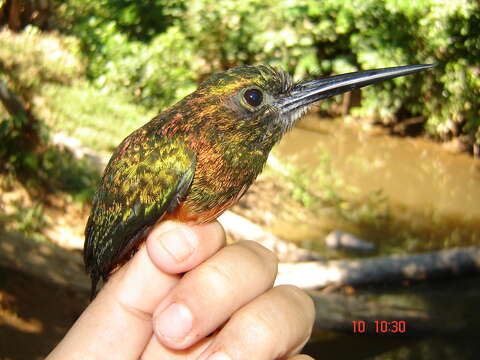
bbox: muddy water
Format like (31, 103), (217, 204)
(271, 115), (480, 256)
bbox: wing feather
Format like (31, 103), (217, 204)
(84, 134), (195, 296)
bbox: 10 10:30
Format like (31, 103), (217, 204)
(352, 320), (407, 334)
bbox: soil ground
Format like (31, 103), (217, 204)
(0, 266), (88, 359)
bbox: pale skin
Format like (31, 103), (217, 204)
(47, 221), (315, 360)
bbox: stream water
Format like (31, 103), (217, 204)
(272, 115), (480, 256)
(271, 115), (480, 359)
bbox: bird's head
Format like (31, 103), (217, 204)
(169, 63), (433, 150)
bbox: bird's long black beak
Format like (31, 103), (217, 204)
(279, 64), (434, 113)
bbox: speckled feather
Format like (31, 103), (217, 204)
(84, 135), (196, 293)
(84, 65), (293, 296)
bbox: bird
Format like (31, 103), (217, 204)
(84, 63), (433, 297)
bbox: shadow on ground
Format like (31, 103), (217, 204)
(0, 266), (88, 359)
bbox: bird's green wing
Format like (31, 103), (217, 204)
(84, 134), (195, 296)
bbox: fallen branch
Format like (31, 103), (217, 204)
(1, 231), (479, 337)
(3, 227), (480, 294)
(276, 246), (480, 289)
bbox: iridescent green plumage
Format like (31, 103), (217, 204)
(84, 134), (196, 292)
(85, 63), (433, 296)
(85, 66), (292, 295)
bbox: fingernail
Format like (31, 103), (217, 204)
(160, 227), (197, 262)
(155, 302), (193, 341)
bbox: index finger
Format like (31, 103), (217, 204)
(47, 221), (226, 360)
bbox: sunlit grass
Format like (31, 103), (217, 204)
(40, 83), (156, 153)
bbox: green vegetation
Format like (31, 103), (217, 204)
(0, 0), (478, 249)
(1, 1), (478, 190)
(41, 84), (155, 153)
(2, 201), (49, 242)
(56, 0), (479, 150)
(0, 28), (99, 198)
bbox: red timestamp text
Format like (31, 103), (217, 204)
(352, 320), (407, 334)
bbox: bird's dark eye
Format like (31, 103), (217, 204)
(243, 88), (263, 107)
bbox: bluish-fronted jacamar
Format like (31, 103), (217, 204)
(84, 63), (433, 296)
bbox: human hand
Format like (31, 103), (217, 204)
(47, 221), (315, 360)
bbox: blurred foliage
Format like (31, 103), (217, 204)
(40, 83), (155, 153)
(0, 0), (479, 201)
(0, 27), (98, 198)
(57, 0), (186, 42)
(51, 0), (480, 148)
(0, 111), (99, 200)
(0, 26), (83, 100)
(0, 0), (54, 31)
(2, 201), (49, 242)
(0, 26), (83, 158)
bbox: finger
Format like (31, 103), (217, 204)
(197, 285), (315, 360)
(289, 355), (315, 360)
(150, 241), (278, 350)
(47, 222), (224, 360)
(141, 338), (315, 360)
(147, 220), (226, 274)
(140, 334), (213, 360)
(46, 245), (177, 360)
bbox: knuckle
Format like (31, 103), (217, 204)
(234, 309), (277, 346)
(115, 296), (152, 322)
(197, 220), (227, 249)
(195, 261), (235, 294)
(279, 285), (315, 322)
(238, 240), (278, 275)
